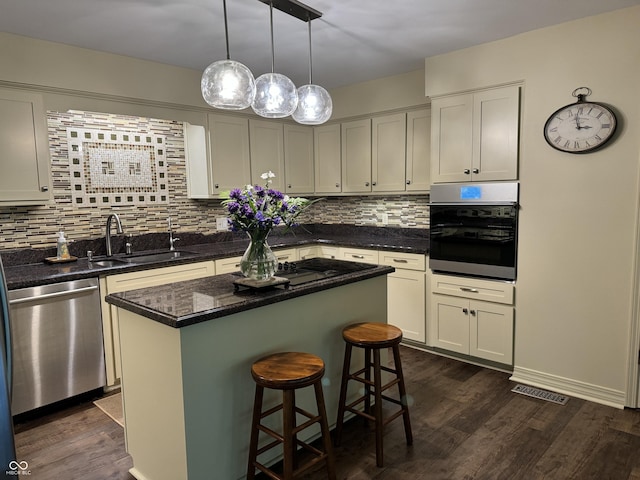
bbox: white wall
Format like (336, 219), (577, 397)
(426, 6), (640, 407)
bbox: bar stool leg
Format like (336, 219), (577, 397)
(282, 389), (296, 479)
(373, 348), (384, 467)
(314, 381), (337, 480)
(247, 385), (264, 480)
(334, 342), (352, 446)
(364, 346), (372, 416)
(393, 345), (413, 445)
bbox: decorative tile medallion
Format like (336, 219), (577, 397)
(66, 128), (168, 206)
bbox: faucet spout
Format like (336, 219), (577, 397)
(105, 213), (124, 257)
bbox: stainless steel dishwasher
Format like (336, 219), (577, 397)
(8, 278), (106, 415)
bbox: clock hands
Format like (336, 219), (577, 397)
(574, 112), (592, 130)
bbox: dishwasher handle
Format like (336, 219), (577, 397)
(9, 285), (99, 305)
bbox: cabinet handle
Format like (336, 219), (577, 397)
(406, 180), (411, 185)
(287, 184), (292, 188)
(214, 184), (219, 189)
(365, 182), (370, 187)
(393, 259), (408, 263)
(472, 168), (479, 174)
(40, 186), (49, 192)
(335, 183), (340, 188)
(351, 254), (365, 259)
(460, 287), (479, 293)
(463, 169), (471, 174)
(463, 308), (469, 314)
(372, 181), (377, 186)
(470, 309), (476, 316)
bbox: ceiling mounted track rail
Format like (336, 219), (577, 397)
(258, 0), (322, 22)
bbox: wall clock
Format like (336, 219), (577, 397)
(543, 87), (617, 154)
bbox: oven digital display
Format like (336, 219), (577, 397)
(460, 186), (482, 200)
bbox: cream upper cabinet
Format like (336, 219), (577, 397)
(0, 88), (52, 205)
(283, 124), (314, 195)
(431, 85), (519, 183)
(249, 119), (285, 191)
(314, 123), (342, 194)
(372, 113), (406, 192)
(406, 109), (431, 191)
(208, 114), (251, 194)
(341, 119), (372, 193)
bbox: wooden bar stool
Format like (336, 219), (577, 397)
(334, 322), (413, 467)
(247, 352), (336, 480)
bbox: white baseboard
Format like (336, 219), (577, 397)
(510, 366), (626, 409)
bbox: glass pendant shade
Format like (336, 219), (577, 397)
(292, 84), (332, 124)
(252, 72), (299, 118)
(201, 59), (256, 110)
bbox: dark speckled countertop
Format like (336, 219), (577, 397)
(105, 258), (395, 328)
(1, 224), (428, 290)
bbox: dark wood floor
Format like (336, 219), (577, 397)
(12, 346), (640, 479)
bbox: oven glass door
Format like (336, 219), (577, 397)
(429, 203), (518, 279)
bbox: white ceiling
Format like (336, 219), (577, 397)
(2, 0), (640, 90)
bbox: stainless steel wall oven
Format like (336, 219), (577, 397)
(429, 182), (519, 280)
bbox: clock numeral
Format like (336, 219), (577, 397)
(601, 123), (611, 129)
(563, 140), (571, 148)
(553, 136), (562, 144)
(595, 135), (602, 141)
(549, 127), (558, 133)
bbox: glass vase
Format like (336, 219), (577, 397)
(240, 229), (278, 281)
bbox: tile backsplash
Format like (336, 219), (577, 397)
(0, 110), (429, 250)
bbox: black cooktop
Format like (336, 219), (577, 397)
(276, 258), (376, 286)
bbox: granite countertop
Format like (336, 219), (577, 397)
(1, 224), (428, 290)
(105, 259), (395, 328)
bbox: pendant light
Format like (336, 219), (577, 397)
(251, 1), (298, 118)
(292, 16), (332, 125)
(201, 0), (256, 110)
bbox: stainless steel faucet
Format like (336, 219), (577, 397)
(105, 213), (124, 257)
(168, 217), (179, 251)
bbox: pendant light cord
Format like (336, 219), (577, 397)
(269, 1), (275, 73)
(222, 0), (230, 60)
(307, 18), (313, 83)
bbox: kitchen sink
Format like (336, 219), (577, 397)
(118, 250), (198, 264)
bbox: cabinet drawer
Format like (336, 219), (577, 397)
(214, 256), (242, 274)
(431, 273), (514, 305)
(339, 247), (379, 265)
(273, 248), (298, 263)
(379, 251), (425, 271)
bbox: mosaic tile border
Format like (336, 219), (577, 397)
(66, 128), (168, 206)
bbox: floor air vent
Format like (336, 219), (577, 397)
(511, 384), (569, 405)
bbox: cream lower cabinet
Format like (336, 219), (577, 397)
(338, 246), (379, 264)
(429, 274), (514, 365)
(379, 251), (426, 343)
(298, 245), (338, 260)
(100, 261), (215, 386)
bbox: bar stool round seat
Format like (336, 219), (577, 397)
(247, 352), (336, 480)
(335, 322), (413, 468)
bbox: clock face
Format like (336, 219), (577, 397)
(543, 101), (617, 153)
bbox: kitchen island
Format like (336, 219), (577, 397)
(105, 259), (394, 480)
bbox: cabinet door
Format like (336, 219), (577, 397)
(388, 269), (426, 343)
(284, 124), (314, 194)
(406, 109), (431, 191)
(472, 86), (519, 181)
(313, 124), (341, 193)
(469, 300), (514, 364)
(372, 113), (406, 192)
(184, 123), (211, 198)
(430, 94), (473, 184)
(249, 119), (285, 191)
(0, 88), (52, 204)
(214, 256), (242, 274)
(341, 119), (372, 193)
(208, 114), (251, 193)
(430, 294), (469, 354)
